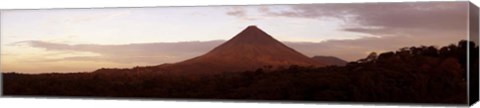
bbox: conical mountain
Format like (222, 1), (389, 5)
(159, 25), (326, 74)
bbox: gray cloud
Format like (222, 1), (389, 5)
(15, 1), (473, 64)
(15, 40), (224, 64)
(16, 2), (471, 64)
(16, 34), (465, 64)
(226, 7), (247, 18)
(261, 2), (468, 35)
(225, 6), (260, 20)
(224, 2), (469, 60)
(285, 34), (461, 61)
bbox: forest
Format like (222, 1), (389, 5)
(3, 40), (478, 104)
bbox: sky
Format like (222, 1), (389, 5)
(0, 1), (470, 73)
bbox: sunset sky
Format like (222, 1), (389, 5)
(0, 1), (470, 73)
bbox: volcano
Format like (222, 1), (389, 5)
(159, 25), (326, 74)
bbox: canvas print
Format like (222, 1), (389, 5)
(1, 1), (479, 106)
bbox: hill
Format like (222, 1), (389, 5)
(312, 56), (348, 66)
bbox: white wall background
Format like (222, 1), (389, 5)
(0, 0), (478, 108)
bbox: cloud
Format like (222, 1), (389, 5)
(222, 2), (467, 60)
(12, 2), (470, 65)
(14, 40), (224, 64)
(12, 2), (472, 64)
(262, 2), (468, 35)
(225, 6), (261, 20)
(226, 7), (247, 18)
(223, 2), (467, 52)
(16, 34), (464, 64)
(285, 35), (458, 61)
(224, 2), (468, 41)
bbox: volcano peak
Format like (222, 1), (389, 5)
(246, 25), (260, 29)
(159, 26), (326, 74)
(225, 25), (276, 45)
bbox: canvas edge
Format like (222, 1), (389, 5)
(0, 9), (4, 97)
(0, 1), (468, 11)
(468, 1), (480, 106)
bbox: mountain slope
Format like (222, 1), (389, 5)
(312, 56), (348, 66)
(159, 25), (326, 74)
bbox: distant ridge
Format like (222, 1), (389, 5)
(312, 56), (348, 66)
(158, 25), (326, 74)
